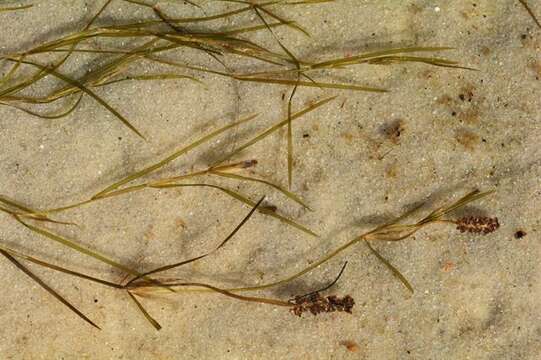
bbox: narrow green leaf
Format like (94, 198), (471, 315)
(420, 189), (494, 224)
(519, 0), (541, 28)
(14, 216), (141, 276)
(0, 249), (101, 329)
(0, 244), (122, 289)
(127, 291), (162, 330)
(0, 4), (33, 12)
(0, 94), (83, 120)
(365, 241), (413, 293)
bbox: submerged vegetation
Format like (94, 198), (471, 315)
(0, 1), (501, 331)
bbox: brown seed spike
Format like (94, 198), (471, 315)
(456, 216), (500, 235)
(289, 293), (355, 317)
(327, 295), (355, 314)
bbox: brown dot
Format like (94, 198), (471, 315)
(380, 119), (405, 144)
(340, 340), (360, 353)
(455, 128), (480, 151)
(514, 230), (527, 239)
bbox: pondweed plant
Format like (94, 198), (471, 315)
(0, 1), (496, 331)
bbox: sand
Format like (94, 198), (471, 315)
(0, 0), (540, 359)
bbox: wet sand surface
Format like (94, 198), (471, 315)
(0, 1), (540, 359)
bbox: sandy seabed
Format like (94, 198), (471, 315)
(0, 1), (540, 359)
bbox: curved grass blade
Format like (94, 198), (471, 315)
(0, 195), (45, 216)
(0, 94), (83, 120)
(219, 0), (310, 36)
(41, 173), (313, 236)
(152, 6), (240, 67)
(0, 244), (122, 289)
(0, 249), (100, 330)
(369, 202), (427, 234)
(107, 6), (255, 31)
(1, 4), (162, 118)
(287, 81), (299, 189)
(367, 55), (476, 71)
(309, 46), (455, 69)
(228, 233), (363, 292)
(0, 63), (49, 99)
(80, 0), (114, 34)
(127, 291), (162, 330)
(27, 39), (163, 104)
(24, 198), (97, 218)
(1, 17), (90, 99)
(109, 0), (322, 30)
(294, 261), (347, 300)
(233, 77), (387, 92)
(0, 55), (25, 89)
(131, 280), (291, 307)
(1, 206), (75, 226)
(0, 4), (33, 12)
(0, 195), (72, 225)
(364, 241), (413, 293)
(14, 216), (141, 276)
(419, 189), (494, 225)
(257, 4), (310, 36)
(519, 0), (541, 28)
(12, 215), (174, 292)
(363, 224), (419, 242)
(96, 73), (204, 88)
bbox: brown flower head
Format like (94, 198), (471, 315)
(290, 293), (355, 317)
(456, 216), (499, 235)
